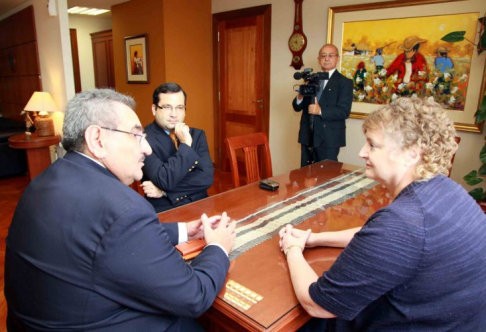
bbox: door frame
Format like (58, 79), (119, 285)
(212, 5), (271, 169)
(70, 29), (82, 93)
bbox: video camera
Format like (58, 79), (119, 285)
(293, 69), (328, 97)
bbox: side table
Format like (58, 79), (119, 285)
(8, 133), (60, 181)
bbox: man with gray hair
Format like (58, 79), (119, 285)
(5, 89), (236, 331)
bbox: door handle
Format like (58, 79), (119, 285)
(253, 100), (263, 103)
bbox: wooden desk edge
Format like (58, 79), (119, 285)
(8, 134), (60, 150)
(205, 298), (310, 331)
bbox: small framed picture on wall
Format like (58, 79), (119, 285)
(125, 34), (149, 84)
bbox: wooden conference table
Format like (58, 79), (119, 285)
(158, 161), (392, 331)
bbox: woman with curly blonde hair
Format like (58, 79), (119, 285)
(362, 97), (457, 183)
(279, 97), (486, 331)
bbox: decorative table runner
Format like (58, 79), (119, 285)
(229, 170), (377, 260)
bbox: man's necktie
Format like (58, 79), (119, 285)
(169, 131), (178, 149)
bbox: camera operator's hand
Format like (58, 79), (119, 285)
(308, 97), (322, 115)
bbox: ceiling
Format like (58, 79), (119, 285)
(0, 0), (130, 18)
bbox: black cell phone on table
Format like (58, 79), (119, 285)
(260, 179), (279, 191)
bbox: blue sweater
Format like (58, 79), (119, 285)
(310, 175), (486, 331)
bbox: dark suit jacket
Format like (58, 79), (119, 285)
(292, 70), (353, 148)
(4, 152), (229, 331)
(142, 122), (214, 213)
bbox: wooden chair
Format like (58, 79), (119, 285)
(130, 180), (145, 196)
(225, 132), (273, 188)
(448, 136), (461, 177)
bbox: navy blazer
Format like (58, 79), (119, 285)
(5, 152), (229, 331)
(143, 122), (214, 212)
(292, 70), (353, 148)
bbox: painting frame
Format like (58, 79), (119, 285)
(328, 0), (486, 132)
(124, 34), (149, 84)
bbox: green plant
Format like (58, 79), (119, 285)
(441, 14), (486, 201)
(462, 94), (486, 201)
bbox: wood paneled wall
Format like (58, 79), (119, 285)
(0, 6), (41, 121)
(112, 0), (214, 157)
(112, 0), (166, 127)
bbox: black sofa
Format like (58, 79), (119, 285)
(0, 117), (27, 178)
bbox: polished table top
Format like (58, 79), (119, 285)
(8, 133), (60, 149)
(158, 161), (392, 331)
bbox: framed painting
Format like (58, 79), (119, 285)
(125, 34), (149, 84)
(328, 0), (486, 132)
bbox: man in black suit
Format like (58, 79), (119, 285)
(142, 83), (214, 213)
(5, 89), (236, 331)
(293, 44), (353, 167)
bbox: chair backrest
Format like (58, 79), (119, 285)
(448, 136), (461, 177)
(130, 180), (145, 196)
(225, 132), (273, 188)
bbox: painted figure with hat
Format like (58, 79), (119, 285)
(371, 48), (385, 74)
(371, 42), (394, 74)
(386, 36), (429, 93)
(434, 46), (454, 94)
(434, 46), (454, 74)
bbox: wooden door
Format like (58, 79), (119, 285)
(213, 5), (271, 170)
(90, 30), (115, 89)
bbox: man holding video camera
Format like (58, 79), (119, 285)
(292, 44), (353, 167)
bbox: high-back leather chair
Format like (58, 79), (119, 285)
(225, 132), (273, 188)
(448, 136), (461, 177)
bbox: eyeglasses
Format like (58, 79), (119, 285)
(319, 53), (337, 59)
(155, 104), (186, 112)
(100, 127), (146, 145)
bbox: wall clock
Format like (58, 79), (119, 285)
(288, 0), (307, 70)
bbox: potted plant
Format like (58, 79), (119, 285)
(441, 14), (486, 201)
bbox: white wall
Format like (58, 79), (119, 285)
(68, 15), (112, 91)
(212, 0), (486, 191)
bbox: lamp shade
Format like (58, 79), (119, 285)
(24, 92), (57, 115)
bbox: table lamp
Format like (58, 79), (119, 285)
(23, 92), (57, 137)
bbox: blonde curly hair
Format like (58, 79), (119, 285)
(362, 97), (458, 180)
